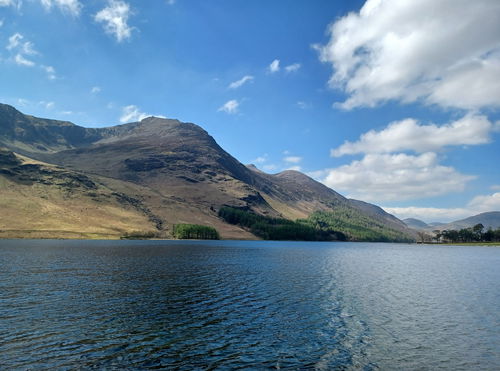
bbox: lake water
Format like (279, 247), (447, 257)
(0, 240), (499, 370)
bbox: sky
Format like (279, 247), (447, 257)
(1, 0), (499, 223)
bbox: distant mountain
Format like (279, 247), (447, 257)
(0, 103), (415, 241)
(403, 218), (430, 230)
(434, 212), (500, 231)
(428, 222), (446, 228)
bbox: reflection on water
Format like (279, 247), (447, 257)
(0, 240), (499, 369)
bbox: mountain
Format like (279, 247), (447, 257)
(0, 103), (415, 241)
(433, 212), (500, 231)
(428, 222), (446, 228)
(403, 218), (430, 230)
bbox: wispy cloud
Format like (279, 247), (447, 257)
(268, 59), (280, 73)
(283, 156), (302, 164)
(7, 33), (36, 55)
(40, 0), (82, 16)
(297, 101), (311, 109)
(0, 0), (16, 7)
(218, 99), (239, 114)
(42, 65), (56, 80)
(120, 105), (165, 123)
(228, 75), (254, 89)
(91, 86), (101, 94)
(252, 154), (268, 164)
(39, 100), (55, 109)
(14, 54), (35, 66)
(95, 0), (134, 42)
(285, 63), (301, 73)
(6, 33), (38, 67)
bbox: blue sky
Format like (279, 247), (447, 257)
(1, 0), (499, 222)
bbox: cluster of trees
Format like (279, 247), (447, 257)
(121, 230), (159, 239)
(173, 224), (220, 240)
(307, 210), (414, 243)
(435, 224), (500, 243)
(218, 206), (346, 241)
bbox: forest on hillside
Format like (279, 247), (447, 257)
(218, 207), (346, 241)
(305, 210), (414, 243)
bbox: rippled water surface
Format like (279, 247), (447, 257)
(1, 240), (499, 370)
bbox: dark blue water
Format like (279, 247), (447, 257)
(0, 240), (499, 370)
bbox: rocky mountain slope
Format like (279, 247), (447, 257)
(0, 103), (415, 240)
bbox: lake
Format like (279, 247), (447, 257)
(0, 240), (499, 370)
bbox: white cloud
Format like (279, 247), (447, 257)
(0, 19), (4, 27)
(166, 0), (175, 4)
(283, 156), (302, 164)
(316, 0), (500, 110)
(42, 65), (56, 80)
(468, 192), (500, 213)
(217, 99), (239, 114)
(285, 63), (301, 73)
(41, 0), (82, 16)
(268, 59), (280, 73)
(14, 53), (35, 66)
(91, 86), (101, 94)
(39, 100), (54, 109)
(384, 192), (500, 223)
(120, 105), (155, 123)
(285, 165), (302, 172)
(6, 33), (39, 67)
(15, 98), (29, 107)
(6, 33), (21, 50)
(383, 206), (471, 224)
(95, 0), (134, 43)
(7, 33), (36, 55)
(0, 0), (20, 9)
(321, 152), (475, 202)
(228, 75), (254, 89)
(332, 114), (497, 156)
(491, 185), (500, 191)
(252, 154), (268, 164)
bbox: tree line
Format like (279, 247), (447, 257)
(218, 206), (346, 241)
(435, 224), (500, 243)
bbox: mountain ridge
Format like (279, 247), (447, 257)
(0, 103), (416, 241)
